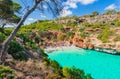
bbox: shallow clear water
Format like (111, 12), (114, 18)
(47, 47), (120, 79)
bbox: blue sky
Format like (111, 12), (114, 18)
(13, 0), (120, 24)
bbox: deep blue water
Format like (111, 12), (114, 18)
(47, 47), (120, 79)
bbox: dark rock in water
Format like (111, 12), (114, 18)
(94, 47), (120, 55)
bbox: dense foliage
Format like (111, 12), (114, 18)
(44, 59), (93, 79)
(0, 0), (21, 25)
(0, 32), (6, 43)
(97, 27), (114, 43)
(0, 65), (15, 79)
(20, 21), (63, 32)
(63, 66), (93, 79)
(8, 40), (27, 60)
(2, 10), (120, 79)
(114, 36), (120, 42)
(0, 25), (94, 79)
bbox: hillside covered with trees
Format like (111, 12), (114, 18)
(1, 10), (120, 78)
(0, 0), (94, 79)
(1, 0), (120, 79)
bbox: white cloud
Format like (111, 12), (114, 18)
(43, 5), (47, 9)
(28, 18), (35, 21)
(25, 18), (37, 25)
(64, 1), (77, 8)
(64, 0), (97, 9)
(104, 4), (116, 10)
(60, 9), (72, 17)
(40, 13), (46, 18)
(61, 0), (97, 16)
(80, 0), (97, 5)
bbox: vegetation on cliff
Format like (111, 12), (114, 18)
(0, 25), (93, 79)
(1, 0), (120, 78)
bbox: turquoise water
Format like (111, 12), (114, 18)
(47, 47), (120, 79)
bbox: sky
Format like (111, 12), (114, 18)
(13, 0), (120, 25)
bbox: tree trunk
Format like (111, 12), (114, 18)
(0, 3), (39, 64)
(1, 23), (6, 29)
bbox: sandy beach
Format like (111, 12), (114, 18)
(44, 45), (77, 53)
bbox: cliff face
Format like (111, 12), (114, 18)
(19, 12), (120, 55)
(53, 14), (120, 54)
(30, 26), (120, 54)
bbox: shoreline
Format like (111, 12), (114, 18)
(44, 45), (76, 53)
(44, 42), (120, 55)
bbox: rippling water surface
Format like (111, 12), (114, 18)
(47, 47), (120, 79)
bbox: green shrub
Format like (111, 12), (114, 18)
(59, 35), (65, 41)
(46, 73), (62, 79)
(12, 51), (27, 60)
(50, 60), (62, 74)
(83, 22), (92, 27)
(30, 43), (38, 50)
(80, 33), (87, 38)
(65, 21), (72, 26)
(66, 32), (74, 40)
(50, 60), (62, 70)
(35, 21), (63, 31)
(97, 27), (114, 43)
(44, 59), (93, 79)
(8, 40), (23, 54)
(93, 23), (106, 29)
(42, 61), (48, 66)
(79, 28), (85, 32)
(0, 32), (6, 43)
(115, 21), (120, 26)
(98, 35), (109, 43)
(34, 36), (40, 43)
(0, 65), (15, 79)
(65, 21), (77, 27)
(114, 36), (120, 41)
(51, 36), (57, 42)
(17, 34), (31, 43)
(4, 28), (13, 36)
(63, 66), (93, 79)
(8, 40), (27, 60)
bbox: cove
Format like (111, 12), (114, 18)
(46, 46), (120, 79)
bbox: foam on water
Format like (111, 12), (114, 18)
(47, 47), (120, 79)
